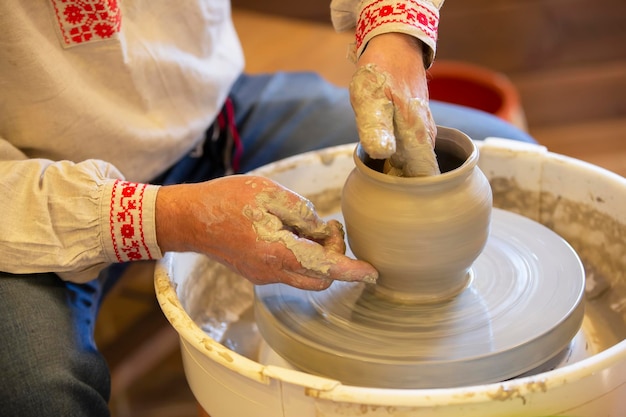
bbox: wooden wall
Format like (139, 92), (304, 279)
(232, 0), (626, 128)
(436, 0), (626, 127)
(232, 0), (626, 175)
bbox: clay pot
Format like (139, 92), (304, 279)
(341, 127), (492, 303)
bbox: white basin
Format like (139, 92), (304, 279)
(156, 139), (626, 417)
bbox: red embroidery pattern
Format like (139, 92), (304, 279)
(109, 180), (153, 263)
(356, 0), (439, 52)
(50, 0), (122, 46)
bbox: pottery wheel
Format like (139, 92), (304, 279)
(255, 208), (585, 389)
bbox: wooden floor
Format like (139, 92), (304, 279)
(96, 5), (626, 417)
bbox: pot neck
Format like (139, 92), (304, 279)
(354, 131), (479, 190)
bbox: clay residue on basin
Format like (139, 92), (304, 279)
(490, 176), (626, 349)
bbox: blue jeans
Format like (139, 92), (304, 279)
(0, 72), (535, 416)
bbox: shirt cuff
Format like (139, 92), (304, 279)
(101, 179), (162, 263)
(355, 0), (440, 67)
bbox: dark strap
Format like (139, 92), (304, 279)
(213, 97), (243, 175)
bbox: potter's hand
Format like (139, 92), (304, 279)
(155, 175), (378, 290)
(350, 33), (440, 177)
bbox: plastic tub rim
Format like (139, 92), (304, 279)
(155, 139), (626, 407)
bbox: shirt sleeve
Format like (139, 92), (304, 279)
(330, 0), (445, 67)
(0, 139), (162, 283)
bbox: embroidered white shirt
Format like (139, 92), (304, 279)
(0, 0), (442, 282)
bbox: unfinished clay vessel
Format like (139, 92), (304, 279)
(342, 127), (492, 303)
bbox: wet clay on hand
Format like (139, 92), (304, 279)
(239, 177), (378, 286)
(350, 64), (440, 177)
(243, 181), (343, 279)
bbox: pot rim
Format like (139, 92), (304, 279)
(354, 126), (479, 185)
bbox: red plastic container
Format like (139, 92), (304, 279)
(427, 60), (527, 130)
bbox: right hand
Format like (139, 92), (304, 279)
(155, 175), (378, 290)
(350, 33), (439, 177)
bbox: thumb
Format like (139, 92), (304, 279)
(350, 64), (396, 159)
(262, 186), (331, 240)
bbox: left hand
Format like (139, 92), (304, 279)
(155, 175), (378, 291)
(350, 33), (439, 177)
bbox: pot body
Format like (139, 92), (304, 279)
(342, 127), (492, 303)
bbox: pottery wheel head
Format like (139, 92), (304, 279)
(255, 209), (585, 389)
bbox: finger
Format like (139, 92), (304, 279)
(259, 185), (330, 240)
(319, 220), (346, 254)
(275, 249), (378, 285)
(265, 233), (378, 284)
(392, 97), (440, 177)
(320, 251), (379, 284)
(289, 240), (378, 284)
(394, 97), (436, 146)
(250, 242), (333, 290)
(350, 64), (396, 159)
(277, 270), (333, 291)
